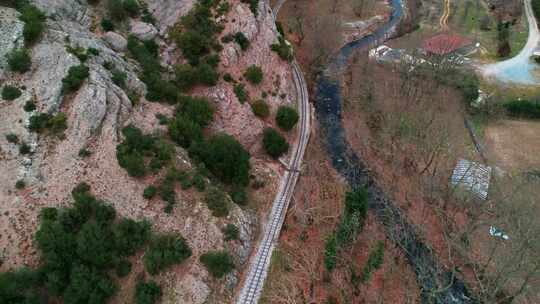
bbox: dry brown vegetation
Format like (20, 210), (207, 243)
(260, 132), (421, 304)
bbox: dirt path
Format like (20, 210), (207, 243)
(482, 0), (540, 84)
(440, 0), (451, 30)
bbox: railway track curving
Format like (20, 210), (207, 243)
(235, 3), (311, 304)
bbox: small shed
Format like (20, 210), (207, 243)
(451, 159), (492, 200)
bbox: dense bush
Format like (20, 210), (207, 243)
(271, 36), (293, 61)
(19, 142), (31, 154)
(2, 85), (21, 100)
(111, 68), (127, 88)
(229, 187), (247, 205)
(135, 280), (162, 304)
(534, 0), (540, 22)
(276, 105), (299, 131)
(168, 95), (214, 148)
(262, 128), (289, 158)
(204, 187), (230, 217)
(101, 18), (115, 31)
(116, 125), (174, 177)
(189, 133), (251, 186)
(168, 115), (203, 148)
(171, 1), (222, 65)
(240, 0), (259, 16)
(234, 83), (248, 103)
(23, 100), (36, 112)
(144, 234), (192, 275)
(223, 224), (240, 241)
(28, 112), (68, 135)
(234, 32), (250, 50)
(0, 184), (157, 303)
(361, 241), (385, 282)
(18, 4), (46, 44)
(175, 62), (219, 91)
(127, 36), (178, 103)
(5, 133), (19, 144)
(143, 185), (157, 199)
(199, 250), (235, 278)
(433, 68), (479, 104)
(324, 235), (337, 272)
(6, 48), (31, 73)
(177, 95), (214, 127)
(324, 188), (368, 272)
(503, 99), (540, 119)
(244, 65), (263, 85)
(62, 64), (89, 93)
(251, 100), (269, 118)
(123, 0), (140, 17)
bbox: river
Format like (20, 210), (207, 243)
(315, 0), (477, 303)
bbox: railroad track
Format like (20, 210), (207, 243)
(235, 3), (311, 303)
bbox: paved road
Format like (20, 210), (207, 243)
(482, 0), (540, 84)
(235, 3), (311, 304)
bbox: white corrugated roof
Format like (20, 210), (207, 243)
(451, 159), (492, 200)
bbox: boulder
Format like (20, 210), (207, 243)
(103, 32), (127, 52)
(130, 21), (158, 41)
(145, 0), (195, 34)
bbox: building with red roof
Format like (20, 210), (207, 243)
(422, 34), (473, 55)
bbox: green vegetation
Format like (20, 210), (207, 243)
(223, 224), (240, 241)
(276, 105), (299, 131)
(127, 36), (178, 103)
(107, 0), (140, 21)
(5, 133), (19, 144)
(168, 95), (214, 147)
(116, 125), (174, 177)
(15, 179), (26, 189)
(229, 187), (247, 205)
(19, 142), (31, 154)
(78, 148), (91, 157)
(111, 68), (127, 88)
(115, 260), (131, 277)
(135, 280), (162, 304)
(175, 62), (219, 91)
(503, 99), (540, 119)
(101, 18), (115, 31)
(244, 65), (263, 85)
(240, 0), (259, 16)
(234, 32), (250, 50)
(62, 65), (90, 93)
(189, 133), (251, 186)
(28, 112), (68, 135)
(533, 0), (540, 25)
(144, 234), (192, 275)
(234, 83), (248, 103)
(199, 250), (235, 278)
(204, 187), (230, 217)
(361, 241), (384, 282)
(2, 85), (22, 100)
(18, 4), (46, 44)
(23, 100), (36, 112)
(324, 234), (338, 271)
(251, 100), (270, 118)
(262, 128), (289, 159)
(143, 185), (158, 199)
(170, 1), (223, 65)
(6, 48), (31, 73)
(0, 184), (178, 303)
(324, 188), (368, 272)
(271, 36), (293, 61)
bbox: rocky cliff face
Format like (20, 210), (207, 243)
(0, 0), (294, 302)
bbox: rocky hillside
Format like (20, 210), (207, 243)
(0, 0), (296, 302)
